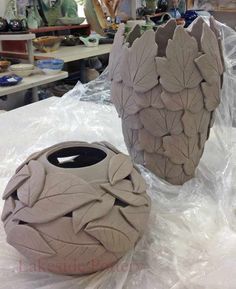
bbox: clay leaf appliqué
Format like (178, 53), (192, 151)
(130, 169), (147, 194)
(72, 193), (115, 234)
(108, 23), (125, 82)
(108, 153), (133, 185)
(182, 109), (211, 139)
(3, 164), (30, 200)
(101, 181), (148, 207)
(195, 23), (224, 85)
(201, 80), (221, 112)
(120, 30), (159, 93)
(120, 204), (150, 232)
(161, 86), (204, 113)
(111, 83), (140, 117)
(1, 196), (15, 221)
(85, 207), (139, 253)
(155, 19), (176, 57)
(139, 128), (162, 154)
(17, 160), (46, 207)
(7, 225), (55, 259)
(163, 133), (200, 176)
(156, 26), (202, 93)
(139, 108), (183, 137)
(13, 175), (101, 223)
(35, 218), (107, 262)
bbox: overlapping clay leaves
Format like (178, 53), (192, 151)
(2, 142), (150, 274)
(109, 17), (224, 185)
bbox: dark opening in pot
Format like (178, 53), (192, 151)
(47, 146), (107, 168)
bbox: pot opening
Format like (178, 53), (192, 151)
(47, 146), (107, 168)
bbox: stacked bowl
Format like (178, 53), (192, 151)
(36, 59), (64, 75)
(10, 64), (35, 77)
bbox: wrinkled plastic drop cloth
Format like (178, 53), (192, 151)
(0, 24), (236, 289)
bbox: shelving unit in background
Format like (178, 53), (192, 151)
(0, 33), (68, 101)
(29, 24), (90, 35)
(1, 24), (90, 55)
(0, 33), (35, 63)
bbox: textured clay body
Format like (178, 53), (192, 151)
(109, 17), (224, 185)
(1, 141), (151, 275)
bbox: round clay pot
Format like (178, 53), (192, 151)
(108, 17), (224, 185)
(158, 0), (168, 12)
(8, 19), (27, 32)
(1, 141), (151, 275)
(0, 17), (8, 32)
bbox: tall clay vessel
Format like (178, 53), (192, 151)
(109, 17), (224, 185)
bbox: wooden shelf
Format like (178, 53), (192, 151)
(1, 44), (112, 62)
(29, 24), (90, 33)
(215, 9), (236, 12)
(0, 71), (68, 96)
(0, 33), (35, 41)
(34, 44), (113, 63)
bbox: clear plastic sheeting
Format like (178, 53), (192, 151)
(62, 67), (112, 105)
(0, 23), (236, 289)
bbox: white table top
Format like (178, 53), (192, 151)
(0, 71), (68, 96)
(0, 97), (125, 178)
(34, 44), (112, 63)
(0, 97), (236, 289)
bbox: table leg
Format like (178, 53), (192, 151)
(27, 39), (34, 64)
(32, 87), (38, 102)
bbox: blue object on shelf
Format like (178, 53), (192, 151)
(0, 75), (22, 86)
(37, 59), (64, 70)
(184, 10), (199, 27)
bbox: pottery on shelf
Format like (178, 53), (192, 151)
(57, 17), (85, 26)
(0, 60), (10, 72)
(145, 0), (157, 13)
(184, 10), (199, 27)
(158, 0), (169, 12)
(0, 75), (22, 86)
(8, 18), (28, 32)
(79, 35), (99, 47)
(0, 17), (9, 32)
(1, 141), (151, 275)
(27, 7), (39, 29)
(38, 0), (63, 26)
(26, 2), (43, 30)
(61, 35), (80, 46)
(36, 59), (64, 75)
(33, 36), (62, 53)
(84, 0), (108, 36)
(61, 0), (79, 18)
(108, 17), (224, 185)
(10, 64), (35, 77)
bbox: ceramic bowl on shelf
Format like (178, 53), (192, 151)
(61, 35), (80, 46)
(36, 59), (64, 75)
(0, 60), (10, 73)
(8, 19), (28, 32)
(57, 17), (85, 25)
(0, 75), (22, 86)
(10, 64), (35, 77)
(33, 36), (62, 53)
(0, 17), (8, 32)
(79, 35), (99, 47)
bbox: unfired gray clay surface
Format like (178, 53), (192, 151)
(108, 17), (224, 185)
(1, 141), (151, 275)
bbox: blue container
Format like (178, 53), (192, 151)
(36, 59), (64, 75)
(0, 75), (22, 86)
(184, 10), (198, 27)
